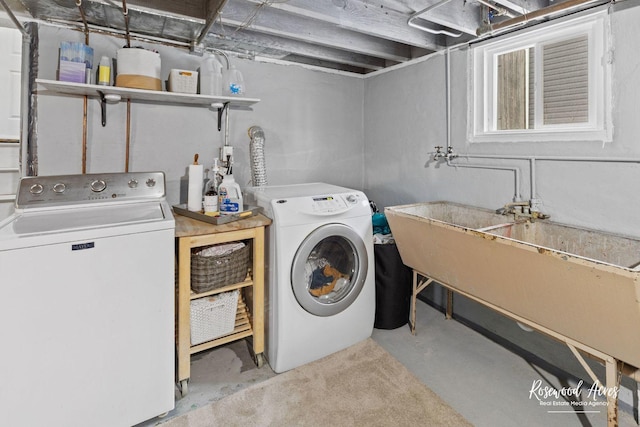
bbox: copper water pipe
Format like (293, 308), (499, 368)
(476, 0), (606, 36)
(125, 100), (131, 172)
(76, 0), (90, 42)
(77, 0), (90, 173)
(122, 0), (131, 47)
(81, 97), (88, 174)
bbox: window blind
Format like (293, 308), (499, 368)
(542, 35), (589, 125)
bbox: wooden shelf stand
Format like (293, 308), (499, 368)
(174, 212), (271, 396)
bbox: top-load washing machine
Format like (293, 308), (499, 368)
(245, 183), (375, 373)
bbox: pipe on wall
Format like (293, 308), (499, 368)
(407, 0), (463, 38)
(439, 21), (640, 205)
(442, 47), (523, 201)
(0, 0), (28, 36)
(457, 154), (640, 203)
(446, 158), (522, 200)
(476, 0), (607, 36)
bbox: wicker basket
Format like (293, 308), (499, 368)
(191, 242), (251, 293)
(190, 290), (239, 345)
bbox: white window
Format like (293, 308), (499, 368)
(469, 10), (611, 143)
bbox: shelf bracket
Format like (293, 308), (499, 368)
(217, 102), (230, 132)
(97, 90), (107, 127)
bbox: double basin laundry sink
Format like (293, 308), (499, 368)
(385, 201), (640, 369)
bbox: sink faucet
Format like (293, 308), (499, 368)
(497, 200), (549, 221)
(433, 146), (458, 161)
(445, 146), (457, 160)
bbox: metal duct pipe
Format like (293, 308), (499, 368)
(477, 0), (606, 36)
(248, 126), (267, 187)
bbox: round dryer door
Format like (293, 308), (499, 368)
(291, 223), (368, 316)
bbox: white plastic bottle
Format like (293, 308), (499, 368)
(218, 174), (244, 214)
(199, 54), (223, 96)
(225, 65), (245, 96)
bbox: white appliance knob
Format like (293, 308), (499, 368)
(90, 179), (107, 192)
(29, 183), (44, 195)
(346, 194), (357, 203)
(146, 178), (156, 187)
(52, 183), (66, 193)
(128, 179), (139, 188)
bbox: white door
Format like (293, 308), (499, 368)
(0, 26), (22, 220)
(0, 26), (21, 139)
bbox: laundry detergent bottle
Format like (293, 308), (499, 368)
(225, 65), (245, 95)
(199, 54), (223, 96)
(218, 174), (243, 214)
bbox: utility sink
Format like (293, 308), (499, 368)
(385, 201), (640, 369)
(394, 201), (514, 230)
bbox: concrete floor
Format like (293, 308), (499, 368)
(139, 299), (638, 427)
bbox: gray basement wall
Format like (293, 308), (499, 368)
(27, 0), (640, 414)
(364, 1), (640, 413)
(33, 25), (365, 204)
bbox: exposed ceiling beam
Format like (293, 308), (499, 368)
(204, 27), (388, 70)
(239, 0), (443, 50)
(490, 0), (548, 15)
(412, 0), (484, 36)
(219, 0), (413, 62)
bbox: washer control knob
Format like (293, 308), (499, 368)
(90, 179), (107, 193)
(128, 179), (139, 188)
(146, 178), (156, 188)
(29, 183), (44, 195)
(52, 182), (66, 193)
(346, 194), (357, 204)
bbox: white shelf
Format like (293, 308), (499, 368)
(35, 79), (260, 108)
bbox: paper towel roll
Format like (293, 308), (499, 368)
(188, 164), (204, 212)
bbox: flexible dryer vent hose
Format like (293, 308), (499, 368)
(248, 126), (267, 187)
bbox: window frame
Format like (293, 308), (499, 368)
(469, 10), (612, 143)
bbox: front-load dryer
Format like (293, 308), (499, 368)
(245, 183), (375, 373)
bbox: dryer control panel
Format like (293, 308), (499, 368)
(311, 195), (347, 213)
(310, 192), (366, 213)
(246, 183), (371, 225)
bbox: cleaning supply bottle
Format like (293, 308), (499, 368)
(203, 179), (218, 215)
(225, 65), (245, 96)
(218, 174), (243, 215)
(199, 54), (223, 96)
(203, 158), (221, 214)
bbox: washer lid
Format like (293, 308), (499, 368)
(1, 201), (169, 238)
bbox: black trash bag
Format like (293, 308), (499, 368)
(374, 243), (412, 330)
